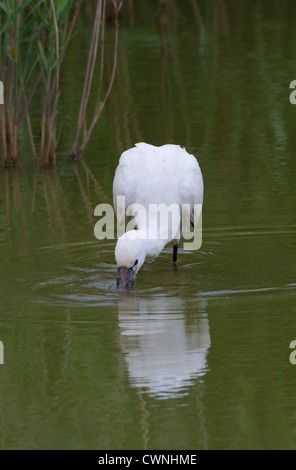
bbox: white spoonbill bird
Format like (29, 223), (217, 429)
(113, 143), (203, 288)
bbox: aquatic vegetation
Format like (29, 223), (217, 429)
(0, 0), (122, 166)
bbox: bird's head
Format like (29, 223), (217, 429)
(115, 231), (145, 288)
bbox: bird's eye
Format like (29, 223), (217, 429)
(133, 259), (138, 270)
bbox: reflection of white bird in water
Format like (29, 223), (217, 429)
(118, 296), (210, 399)
(113, 143), (203, 287)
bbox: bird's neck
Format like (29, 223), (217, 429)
(135, 207), (181, 245)
(126, 205), (181, 260)
(133, 229), (168, 259)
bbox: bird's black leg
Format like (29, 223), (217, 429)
(173, 244), (178, 263)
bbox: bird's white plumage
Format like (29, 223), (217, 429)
(113, 143), (203, 270)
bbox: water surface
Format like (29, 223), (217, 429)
(1, 0), (296, 450)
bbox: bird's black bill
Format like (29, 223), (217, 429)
(117, 267), (135, 288)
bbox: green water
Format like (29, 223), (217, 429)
(1, 0), (296, 450)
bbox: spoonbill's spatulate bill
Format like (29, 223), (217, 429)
(113, 143), (203, 288)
